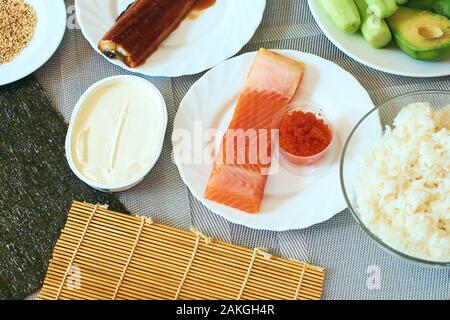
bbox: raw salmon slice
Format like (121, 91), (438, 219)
(204, 49), (305, 214)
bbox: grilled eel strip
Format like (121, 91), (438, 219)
(99, 0), (197, 68)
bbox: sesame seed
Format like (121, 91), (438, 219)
(0, 0), (37, 64)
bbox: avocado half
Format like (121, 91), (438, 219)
(387, 7), (450, 61)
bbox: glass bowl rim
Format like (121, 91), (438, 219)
(339, 90), (450, 268)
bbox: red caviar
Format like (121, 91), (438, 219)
(279, 111), (332, 157)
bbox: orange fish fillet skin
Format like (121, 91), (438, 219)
(204, 49), (305, 214)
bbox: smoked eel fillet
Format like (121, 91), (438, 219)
(99, 0), (196, 68)
(204, 49), (305, 213)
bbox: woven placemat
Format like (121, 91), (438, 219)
(33, 0), (450, 299)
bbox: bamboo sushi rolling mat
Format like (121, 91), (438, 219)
(38, 202), (324, 300)
(33, 0), (449, 299)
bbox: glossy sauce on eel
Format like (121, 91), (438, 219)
(99, 0), (197, 68)
(204, 49), (305, 214)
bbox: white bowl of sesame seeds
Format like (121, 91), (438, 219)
(0, 0), (66, 86)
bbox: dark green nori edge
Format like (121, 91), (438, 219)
(0, 76), (128, 300)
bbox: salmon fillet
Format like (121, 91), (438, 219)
(204, 49), (305, 213)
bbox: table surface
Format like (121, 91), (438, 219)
(35, 0), (450, 300)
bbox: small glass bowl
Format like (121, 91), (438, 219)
(274, 102), (337, 176)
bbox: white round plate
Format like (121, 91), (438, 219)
(308, 0), (450, 77)
(173, 50), (377, 231)
(0, 0), (66, 86)
(75, 0), (266, 77)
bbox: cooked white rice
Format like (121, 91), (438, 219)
(355, 102), (450, 262)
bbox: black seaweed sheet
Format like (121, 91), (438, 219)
(0, 76), (127, 300)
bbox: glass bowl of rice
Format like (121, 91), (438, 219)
(340, 91), (450, 267)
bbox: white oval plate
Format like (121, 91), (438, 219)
(75, 0), (266, 77)
(65, 75), (168, 193)
(173, 50), (377, 231)
(308, 0), (450, 77)
(0, 0), (66, 86)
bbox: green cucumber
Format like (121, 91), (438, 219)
(355, 0), (392, 48)
(317, 0), (361, 34)
(396, 0), (408, 4)
(365, 0), (399, 18)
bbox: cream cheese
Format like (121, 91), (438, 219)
(69, 77), (166, 187)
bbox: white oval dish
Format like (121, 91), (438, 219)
(308, 0), (450, 77)
(66, 75), (168, 192)
(75, 0), (266, 77)
(0, 0), (66, 86)
(173, 50), (380, 231)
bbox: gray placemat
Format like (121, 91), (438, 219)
(34, 0), (449, 300)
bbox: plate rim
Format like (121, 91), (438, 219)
(75, 0), (267, 77)
(307, 0), (450, 78)
(173, 49), (375, 231)
(0, 0), (67, 86)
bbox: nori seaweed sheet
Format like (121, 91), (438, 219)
(0, 76), (127, 300)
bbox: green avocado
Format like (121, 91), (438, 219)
(387, 7), (450, 61)
(406, 0), (450, 19)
